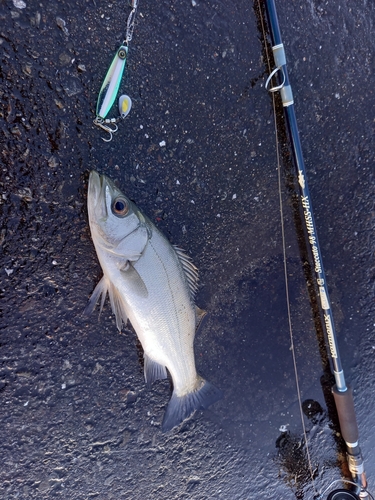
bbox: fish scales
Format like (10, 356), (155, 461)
(128, 234), (197, 393)
(85, 171), (222, 431)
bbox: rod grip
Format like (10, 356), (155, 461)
(332, 384), (359, 445)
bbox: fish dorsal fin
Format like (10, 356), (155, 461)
(173, 245), (199, 298)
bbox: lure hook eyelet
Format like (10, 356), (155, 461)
(93, 118), (118, 142)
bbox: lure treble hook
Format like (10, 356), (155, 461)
(93, 118), (118, 142)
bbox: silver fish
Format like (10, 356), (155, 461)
(85, 171), (222, 431)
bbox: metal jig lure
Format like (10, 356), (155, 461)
(93, 0), (139, 141)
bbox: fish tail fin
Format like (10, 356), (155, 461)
(162, 377), (222, 432)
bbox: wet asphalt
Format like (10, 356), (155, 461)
(1, 0), (375, 498)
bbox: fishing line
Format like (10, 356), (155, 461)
(256, 0), (318, 494)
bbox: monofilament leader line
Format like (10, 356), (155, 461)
(93, 0), (139, 142)
(260, 0), (369, 499)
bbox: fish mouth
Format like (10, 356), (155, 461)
(88, 170), (130, 226)
(87, 170), (107, 221)
(87, 170), (118, 221)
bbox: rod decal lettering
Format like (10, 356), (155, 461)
(301, 196), (322, 274)
(324, 314), (337, 358)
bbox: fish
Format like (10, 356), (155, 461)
(85, 170), (222, 431)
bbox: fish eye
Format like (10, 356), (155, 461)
(112, 197), (129, 217)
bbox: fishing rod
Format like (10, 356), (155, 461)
(262, 1), (369, 499)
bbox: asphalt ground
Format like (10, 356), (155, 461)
(1, 0), (374, 498)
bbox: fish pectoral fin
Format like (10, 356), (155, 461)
(144, 354), (168, 389)
(107, 282), (129, 331)
(83, 276), (109, 317)
(162, 377), (223, 432)
(120, 262), (148, 298)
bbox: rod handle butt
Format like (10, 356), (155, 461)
(332, 384), (359, 445)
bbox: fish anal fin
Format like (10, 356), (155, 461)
(162, 377), (222, 432)
(83, 276), (109, 317)
(144, 354), (167, 389)
(173, 246), (199, 299)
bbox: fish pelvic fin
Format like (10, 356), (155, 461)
(83, 275), (109, 317)
(107, 281), (129, 331)
(144, 354), (167, 389)
(83, 275), (128, 331)
(162, 377), (222, 432)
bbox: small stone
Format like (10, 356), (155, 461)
(18, 187), (33, 202)
(35, 12), (41, 27)
(54, 99), (64, 109)
(61, 77), (82, 97)
(13, 0), (26, 8)
(56, 17), (69, 35)
(48, 156), (58, 168)
(119, 388), (137, 403)
(62, 360), (72, 370)
(92, 362), (103, 375)
(59, 53), (71, 66)
(22, 63), (32, 76)
(11, 126), (21, 137)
